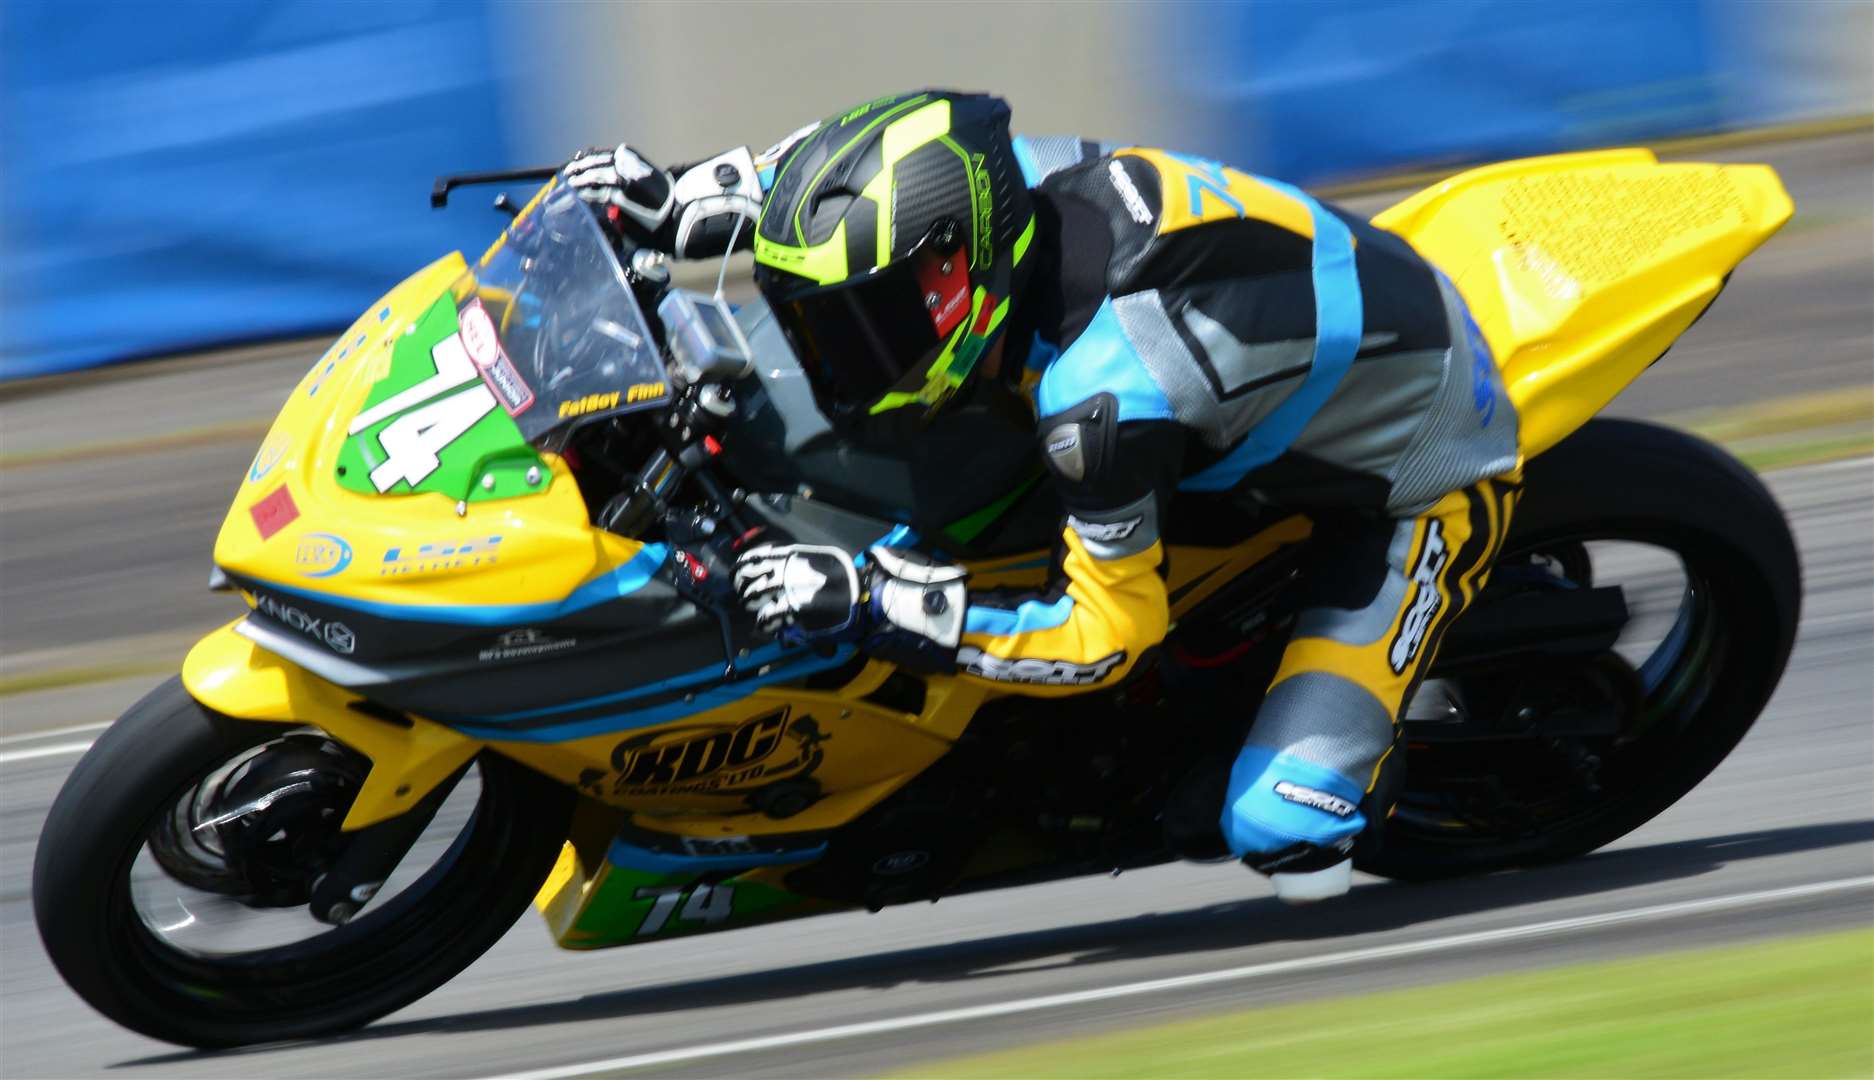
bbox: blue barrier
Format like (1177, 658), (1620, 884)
(0, 1), (517, 379)
(1179, 0), (1732, 183)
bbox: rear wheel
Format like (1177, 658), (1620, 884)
(33, 677), (572, 1048)
(1357, 419), (1801, 880)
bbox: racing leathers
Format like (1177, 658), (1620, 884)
(573, 131), (1523, 896)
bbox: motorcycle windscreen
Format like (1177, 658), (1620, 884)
(457, 181), (672, 451)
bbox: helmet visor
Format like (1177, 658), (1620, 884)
(765, 229), (972, 407)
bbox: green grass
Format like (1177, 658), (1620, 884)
(896, 927), (1874, 1079)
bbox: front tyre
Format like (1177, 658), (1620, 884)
(32, 677), (572, 1048)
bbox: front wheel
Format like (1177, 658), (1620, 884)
(32, 677), (573, 1048)
(1358, 419), (1802, 881)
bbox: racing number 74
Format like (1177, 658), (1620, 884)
(347, 332), (496, 492)
(631, 884), (735, 937)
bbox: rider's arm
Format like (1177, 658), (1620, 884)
(958, 405), (1183, 697)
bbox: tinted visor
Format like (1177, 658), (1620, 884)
(765, 230), (971, 407)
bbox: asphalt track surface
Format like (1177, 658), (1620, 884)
(0, 132), (1869, 1077)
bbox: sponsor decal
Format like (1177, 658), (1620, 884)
(625, 381), (668, 404)
(305, 356), (340, 399)
(592, 707), (829, 798)
(958, 645), (1125, 686)
(478, 627), (576, 662)
(680, 835), (758, 857)
(248, 484), (300, 540)
(251, 592), (356, 654)
(1273, 780), (1358, 818)
(460, 300), (536, 417)
(872, 850), (931, 876)
(1067, 514), (1142, 543)
(380, 535), (502, 576)
(559, 390), (622, 419)
(294, 533), (352, 578)
(248, 433), (291, 483)
(1045, 423), (1086, 481)
(1389, 519), (1450, 673)
(1108, 159), (1155, 225)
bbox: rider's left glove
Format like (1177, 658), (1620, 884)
(732, 543), (966, 670)
(565, 143), (676, 237)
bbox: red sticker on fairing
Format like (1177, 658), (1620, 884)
(458, 299), (535, 416)
(913, 250), (972, 338)
(250, 484), (300, 540)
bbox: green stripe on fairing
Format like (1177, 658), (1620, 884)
(563, 864), (825, 948)
(336, 294), (546, 501)
(944, 470), (1044, 544)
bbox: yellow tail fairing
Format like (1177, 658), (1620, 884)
(1374, 149), (1793, 458)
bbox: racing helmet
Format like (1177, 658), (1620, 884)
(752, 91), (1036, 422)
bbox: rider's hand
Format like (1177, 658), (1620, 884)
(564, 143), (675, 236)
(733, 543), (864, 645)
(733, 543), (967, 669)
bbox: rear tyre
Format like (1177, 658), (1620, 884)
(33, 677), (573, 1048)
(1357, 419), (1801, 881)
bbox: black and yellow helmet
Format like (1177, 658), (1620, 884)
(753, 91), (1036, 421)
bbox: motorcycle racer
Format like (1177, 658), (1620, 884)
(565, 89), (1522, 902)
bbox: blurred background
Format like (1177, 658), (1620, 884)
(1, 3), (1870, 1077)
(1, 0), (1867, 378)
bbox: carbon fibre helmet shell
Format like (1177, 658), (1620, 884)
(753, 91), (1036, 423)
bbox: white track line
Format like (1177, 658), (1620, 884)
(0, 740), (96, 765)
(0, 721), (109, 747)
(489, 875), (1874, 1080)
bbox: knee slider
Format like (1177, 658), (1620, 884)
(1220, 746), (1367, 865)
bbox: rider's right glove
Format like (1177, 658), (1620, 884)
(732, 543), (966, 671)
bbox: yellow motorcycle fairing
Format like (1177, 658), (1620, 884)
(1373, 148), (1793, 458)
(182, 621), (484, 831)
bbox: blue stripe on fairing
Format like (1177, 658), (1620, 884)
(467, 639), (798, 722)
(1037, 298), (1175, 424)
(876, 524), (918, 549)
(250, 544), (670, 626)
(1011, 135), (1043, 187)
(606, 837), (827, 874)
(965, 593), (1076, 637)
(446, 645), (856, 743)
(1179, 175), (1365, 492)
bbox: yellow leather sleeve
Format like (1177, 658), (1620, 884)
(957, 528), (1168, 697)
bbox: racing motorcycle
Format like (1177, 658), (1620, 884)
(33, 147), (1799, 1048)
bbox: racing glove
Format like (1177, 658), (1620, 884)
(732, 543), (966, 670)
(565, 144), (675, 237)
(565, 143), (762, 259)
